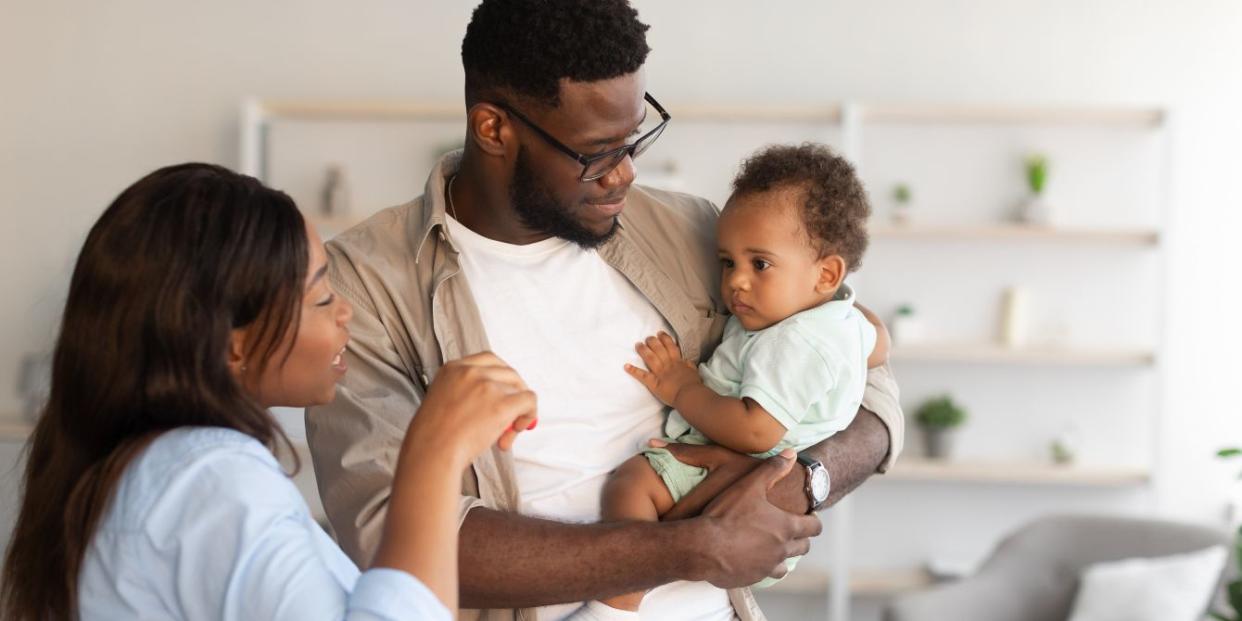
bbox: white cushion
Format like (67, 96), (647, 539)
(1067, 545), (1227, 621)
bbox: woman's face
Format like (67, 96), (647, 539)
(235, 223), (352, 408)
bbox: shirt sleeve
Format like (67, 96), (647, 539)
(143, 450), (451, 621)
(862, 363), (905, 473)
(306, 249), (485, 566)
(737, 327), (838, 431)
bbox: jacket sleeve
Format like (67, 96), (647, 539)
(862, 363), (905, 472)
(305, 244), (484, 567)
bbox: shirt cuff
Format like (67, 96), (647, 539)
(862, 363), (904, 473)
(350, 568), (451, 621)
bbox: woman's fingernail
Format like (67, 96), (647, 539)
(649, 438), (668, 448)
(527, 418), (538, 431)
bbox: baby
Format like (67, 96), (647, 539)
(597, 143), (887, 614)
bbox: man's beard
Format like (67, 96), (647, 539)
(510, 147), (619, 250)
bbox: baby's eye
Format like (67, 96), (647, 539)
(317, 294), (335, 307)
(719, 258), (735, 268)
(752, 259), (771, 271)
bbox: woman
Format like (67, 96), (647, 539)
(0, 163), (536, 620)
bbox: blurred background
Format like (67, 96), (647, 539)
(3, 2), (1242, 619)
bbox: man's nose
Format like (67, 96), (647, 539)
(596, 152), (637, 190)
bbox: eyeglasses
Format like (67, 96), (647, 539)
(495, 92), (671, 182)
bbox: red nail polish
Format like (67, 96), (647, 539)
(527, 418), (538, 430)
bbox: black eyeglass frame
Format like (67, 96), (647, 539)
(494, 92), (671, 182)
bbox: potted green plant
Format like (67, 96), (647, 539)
(890, 303), (923, 346)
(915, 395), (967, 460)
(892, 183), (913, 225)
(1018, 154), (1052, 225)
(1210, 447), (1242, 621)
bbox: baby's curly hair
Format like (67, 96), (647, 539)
(730, 143), (871, 271)
(461, 0), (651, 108)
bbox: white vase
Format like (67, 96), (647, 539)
(1017, 195), (1052, 225)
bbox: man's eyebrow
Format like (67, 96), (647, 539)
(583, 109), (649, 148)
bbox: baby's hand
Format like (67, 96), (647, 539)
(624, 332), (701, 407)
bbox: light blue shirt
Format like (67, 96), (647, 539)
(78, 426), (450, 621)
(665, 284), (876, 455)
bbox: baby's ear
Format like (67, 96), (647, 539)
(815, 255), (847, 294)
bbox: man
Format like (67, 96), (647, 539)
(306, 1), (904, 619)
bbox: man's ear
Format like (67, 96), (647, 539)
(815, 255), (847, 294)
(467, 103), (514, 157)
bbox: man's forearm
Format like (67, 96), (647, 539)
(457, 507), (702, 609)
(807, 408), (890, 507)
(767, 408), (891, 513)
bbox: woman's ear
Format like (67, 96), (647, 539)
(467, 103), (513, 157)
(815, 255), (847, 294)
(227, 328), (248, 379)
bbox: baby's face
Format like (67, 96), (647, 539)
(718, 187), (838, 331)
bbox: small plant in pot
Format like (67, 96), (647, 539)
(915, 395), (967, 460)
(891, 183), (913, 225)
(1017, 154), (1052, 225)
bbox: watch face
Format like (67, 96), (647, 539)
(810, 468), (829, 501)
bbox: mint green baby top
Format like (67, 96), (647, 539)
(661, 283), (877, 456)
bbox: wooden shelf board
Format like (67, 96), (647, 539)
(763, 567), (936, 598)
(259, 100), (464, 122)
(883, 459), (1150, 486)
(668, 103), (842, 123)
(890, 344), (1155, 367)
(861, 104), (1165, 127)
(870, 224), (1159, 245)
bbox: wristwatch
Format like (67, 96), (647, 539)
(797, 453), (830, 514)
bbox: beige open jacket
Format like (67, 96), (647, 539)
(306, 152), (905, 621)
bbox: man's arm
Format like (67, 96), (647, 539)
(661, 362), (905, 519)
(458, 452), (821, 609)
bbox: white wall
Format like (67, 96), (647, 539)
(4, 0), (1242, 587)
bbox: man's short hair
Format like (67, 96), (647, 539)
(730, 143), (871, 271)
(461, 0), (651, 108)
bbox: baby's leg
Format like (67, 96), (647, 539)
(598, 455), (676, 611)
(602, 454), (676, 522)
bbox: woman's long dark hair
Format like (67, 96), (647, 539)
(0, 163), (308, 620)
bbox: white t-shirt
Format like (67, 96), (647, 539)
(447, 216), (735, 621)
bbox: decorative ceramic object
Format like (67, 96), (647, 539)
(999, 286), (1030, 348)
(320, 164), (350, 217)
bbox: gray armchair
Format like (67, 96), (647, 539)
(883, 514), (1229, 621)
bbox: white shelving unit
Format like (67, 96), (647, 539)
(883, 458), (1150, 487)
(240, 98), (1169, 621)
(890, 344), (1155, 367)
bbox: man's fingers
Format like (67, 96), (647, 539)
(789, 513), (823, 539)
(784, 534), (813, 560)
(767, 562), (790, 580)
(659, 442), (724, 469)
(741, 449), (797, 490)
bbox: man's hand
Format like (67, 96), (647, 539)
(624, 332), (703, 407)
(686, 450), (822, 587)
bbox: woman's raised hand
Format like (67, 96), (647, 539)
(406, 351), (538, 465)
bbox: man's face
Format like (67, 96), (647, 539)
(507, 71), (649, 248)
